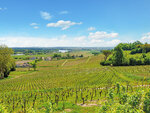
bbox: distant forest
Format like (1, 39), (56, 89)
(13, 47), (113, 55)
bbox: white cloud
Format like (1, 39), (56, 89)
(89, 39), (121, 47)
(30, 23), (38, 26)
(33, 26), (39, 29)
(0, 35), (121, 47)
(91, 39), (104, 43)
(105, 39), (121, 46)
(0, 7), (7, 11)
(89, 31), (118, 39)
(88, 27), (96, 31)
(140, 32), (150, 43)
(40, 11), (52, 20)
(59, 11), (68, 14)
(47, 20), (82, 30)
(0, 30), (120, 47)
(74, 36), (86, 42)
(30, 23), (39, 29)
(87, 31), (119, 46)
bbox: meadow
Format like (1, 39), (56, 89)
(0, 51), (150, 112)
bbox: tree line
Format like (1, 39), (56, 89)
(117, 41), (150, 54)
(101, 41), (150, 66)
(52, 53), (83, 59)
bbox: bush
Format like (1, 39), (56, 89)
(100, 60), (112, 66)
(136, 59), (143, 65)
(129, 58), (137, 66)
(131, 48), (142, 54)
(100, 61), (112, 66)
(104, 61), (112, 65)
(144, 58), (150, 65)
(122, 58), (129, 66)
(100, 61), (105, 65)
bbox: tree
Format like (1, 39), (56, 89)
(113, 45), (124, 66)
(32, 62), (37, 71)
(92, 51), (100, 56)
(102, 50), (112, 61)
(30, 60), (37, 71)
(0, 45), (15, 78)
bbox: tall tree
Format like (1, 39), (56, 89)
(113, 45), (124, 66)
(30, 60), (37, 71)
(102, 50), (112, 61)
(0, 45), (15, 78)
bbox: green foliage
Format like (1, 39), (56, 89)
(118, 41), (143, 50)
(13, 48), (55, 55)
(113, 45), (125, 66)
(0, 45), (16, 78)
(129, 58), (137, 66)
(99, 85), (148, 113)
(119, 93), (128, 104)
(143, 90), (150, 113)
(99, 102), (110, 113)
(53, 53), (84, 59)
(144, 57), (150, 65)
(116, 83), (120, 94)
(91, 51), (101, 56)
(108, 88), (114, 100)
(0, 104), (7, 113)
(100, 42), (150, 66)
(53, 53), (61, 58)
(131, 43), (150, 54)
(102, 50), (112, 61)
(128, 91), (142, 109)
(100, 60), (112, 66)
(1, 50), (150, 112)
(44, 102), (53, 113)
(130, 48), (142, 54)
(29, 60), (37, 71)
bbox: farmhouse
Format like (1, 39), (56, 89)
(16, 60), (31, 68)
(29, 57), (36, 60)
(45, 57), (52, 61)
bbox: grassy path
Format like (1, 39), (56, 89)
(61, 60), (68, 66)
(86, 56), (91, 63)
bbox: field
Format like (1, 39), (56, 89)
(12, 51), (93, 60)
(0, 52), (150, 112)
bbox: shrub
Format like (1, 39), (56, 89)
(144, 58), (150, 65)
(104, 61), (112, 66)
(122, 58), (129, 66)
(100, 61), (105, 65)
(100, 61), (112, 66)
(131, 48), (142, 54)
(136, 59), (143, 65)
(129, 58), (137, 66)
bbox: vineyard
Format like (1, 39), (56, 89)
(0, 54), (150, 112)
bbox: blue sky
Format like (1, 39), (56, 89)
(0, 0), (150, 47)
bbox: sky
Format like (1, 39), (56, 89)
(0, 0), (150, 47)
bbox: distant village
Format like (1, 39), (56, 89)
(15, 49), (84, 68)
(16, 56), (52, 68)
